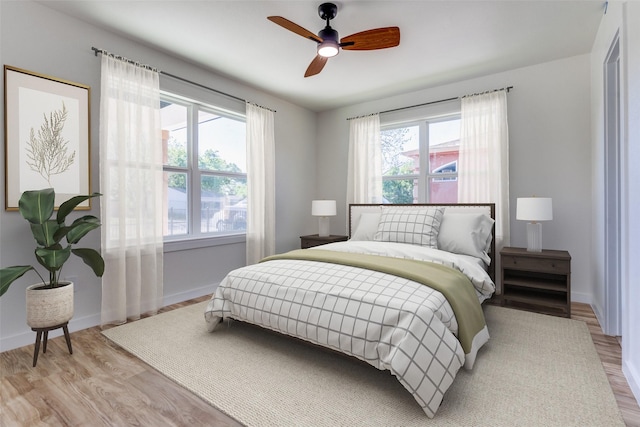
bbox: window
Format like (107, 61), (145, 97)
(161, 94), (246, 241)
(381, 115), (460, 204)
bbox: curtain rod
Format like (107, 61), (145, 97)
(91, 47), (276, 113)
(346, 86), (513, 121)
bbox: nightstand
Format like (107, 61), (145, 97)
(300, 234), (348, 249)
(500, 247), (571, 318)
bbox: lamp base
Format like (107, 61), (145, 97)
(526, 222), (543, 252)
(318, 217), (330, 237)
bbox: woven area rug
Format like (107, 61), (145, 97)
(102, 302), (624, 426)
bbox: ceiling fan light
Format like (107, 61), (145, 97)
(318, 41), (339, 57)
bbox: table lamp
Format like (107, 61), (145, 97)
(516, 197), (553, 252)
(312, 200), (336, 237)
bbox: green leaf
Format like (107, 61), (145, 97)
(18, 188), (55, 224)
(65, 216), (101, 244)
(72, 248), (105, 277)
(30, 220), (61, 247)
(0, 266), (34, 297)
(57, 193), (101, 224)
(35, 246), (71, 271)
(52, 225), (72, 244)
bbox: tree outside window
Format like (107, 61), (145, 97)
(381, 117), (460, 204)
(161, 97), (246, 238)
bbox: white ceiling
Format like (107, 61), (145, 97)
(39, 1), (605, 112)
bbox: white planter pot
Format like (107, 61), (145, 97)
(25, 282), (74, 329)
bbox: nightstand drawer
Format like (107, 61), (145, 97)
(502, 255), (570, 274)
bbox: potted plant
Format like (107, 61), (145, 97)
(0, 188), (104, 329)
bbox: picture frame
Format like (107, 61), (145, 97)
(4, 65), (91, 210)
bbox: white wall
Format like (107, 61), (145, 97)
(0, 1), (317, 351)
(591, 0), (640, 406)
(622, 1), (640, 404)
(316, 54), (593, 302)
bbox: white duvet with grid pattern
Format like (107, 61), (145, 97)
(205, 257), (470, 418)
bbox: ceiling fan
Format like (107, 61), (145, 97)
(267, 2), (400, 77)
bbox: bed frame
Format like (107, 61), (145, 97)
(348, 203), (496, 282)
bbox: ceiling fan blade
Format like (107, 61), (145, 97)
(304, 55), (328, 78)
(340, 27), (400, 50)
(267, 16), (322, 43)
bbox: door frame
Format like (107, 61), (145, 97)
(603, 32), (622, 336)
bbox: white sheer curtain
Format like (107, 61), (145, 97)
(346, 114), (383, 205)
(99, 54), (163, 325)
(246, 102), (275, 265)
(458, 90), (510, 290)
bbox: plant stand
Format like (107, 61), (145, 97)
(31, 322), (73, 367)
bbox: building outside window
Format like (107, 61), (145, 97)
(381, 116), (460, 204)
(161, 95), (246, 240)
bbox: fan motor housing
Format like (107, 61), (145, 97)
(319, 27), (339, 43)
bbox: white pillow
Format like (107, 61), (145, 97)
(350, 212), (381, 241)
(374, 207), (444, 248)
(437, 213), (494, 264)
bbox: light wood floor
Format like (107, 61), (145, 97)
(1, 298), (639, 426)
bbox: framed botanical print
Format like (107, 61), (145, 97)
(4, 65), (91, 210)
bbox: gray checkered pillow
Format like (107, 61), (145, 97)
(373, 207), (445, 248)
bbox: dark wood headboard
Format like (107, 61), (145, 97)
(348, 203), (496, 282)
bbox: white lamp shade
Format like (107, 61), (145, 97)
(516, 197), (553, 221)
(312, 200), (336, 217)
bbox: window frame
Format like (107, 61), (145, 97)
(381, 112), (461, 203)
(160, 92), (247, 252)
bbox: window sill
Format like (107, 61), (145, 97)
(164, 234), (246, 253)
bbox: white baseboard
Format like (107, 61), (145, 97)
(162, 283), (216, 307)
(0, 283), (220, 353)
(590, 301), (607, 335)
(623, 359), (640, 408)
(570, 291), (592, 305)
(570, 291), (609, 336)
(0, 312), (101, 353)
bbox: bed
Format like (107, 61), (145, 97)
(205, 203), (496, 418)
